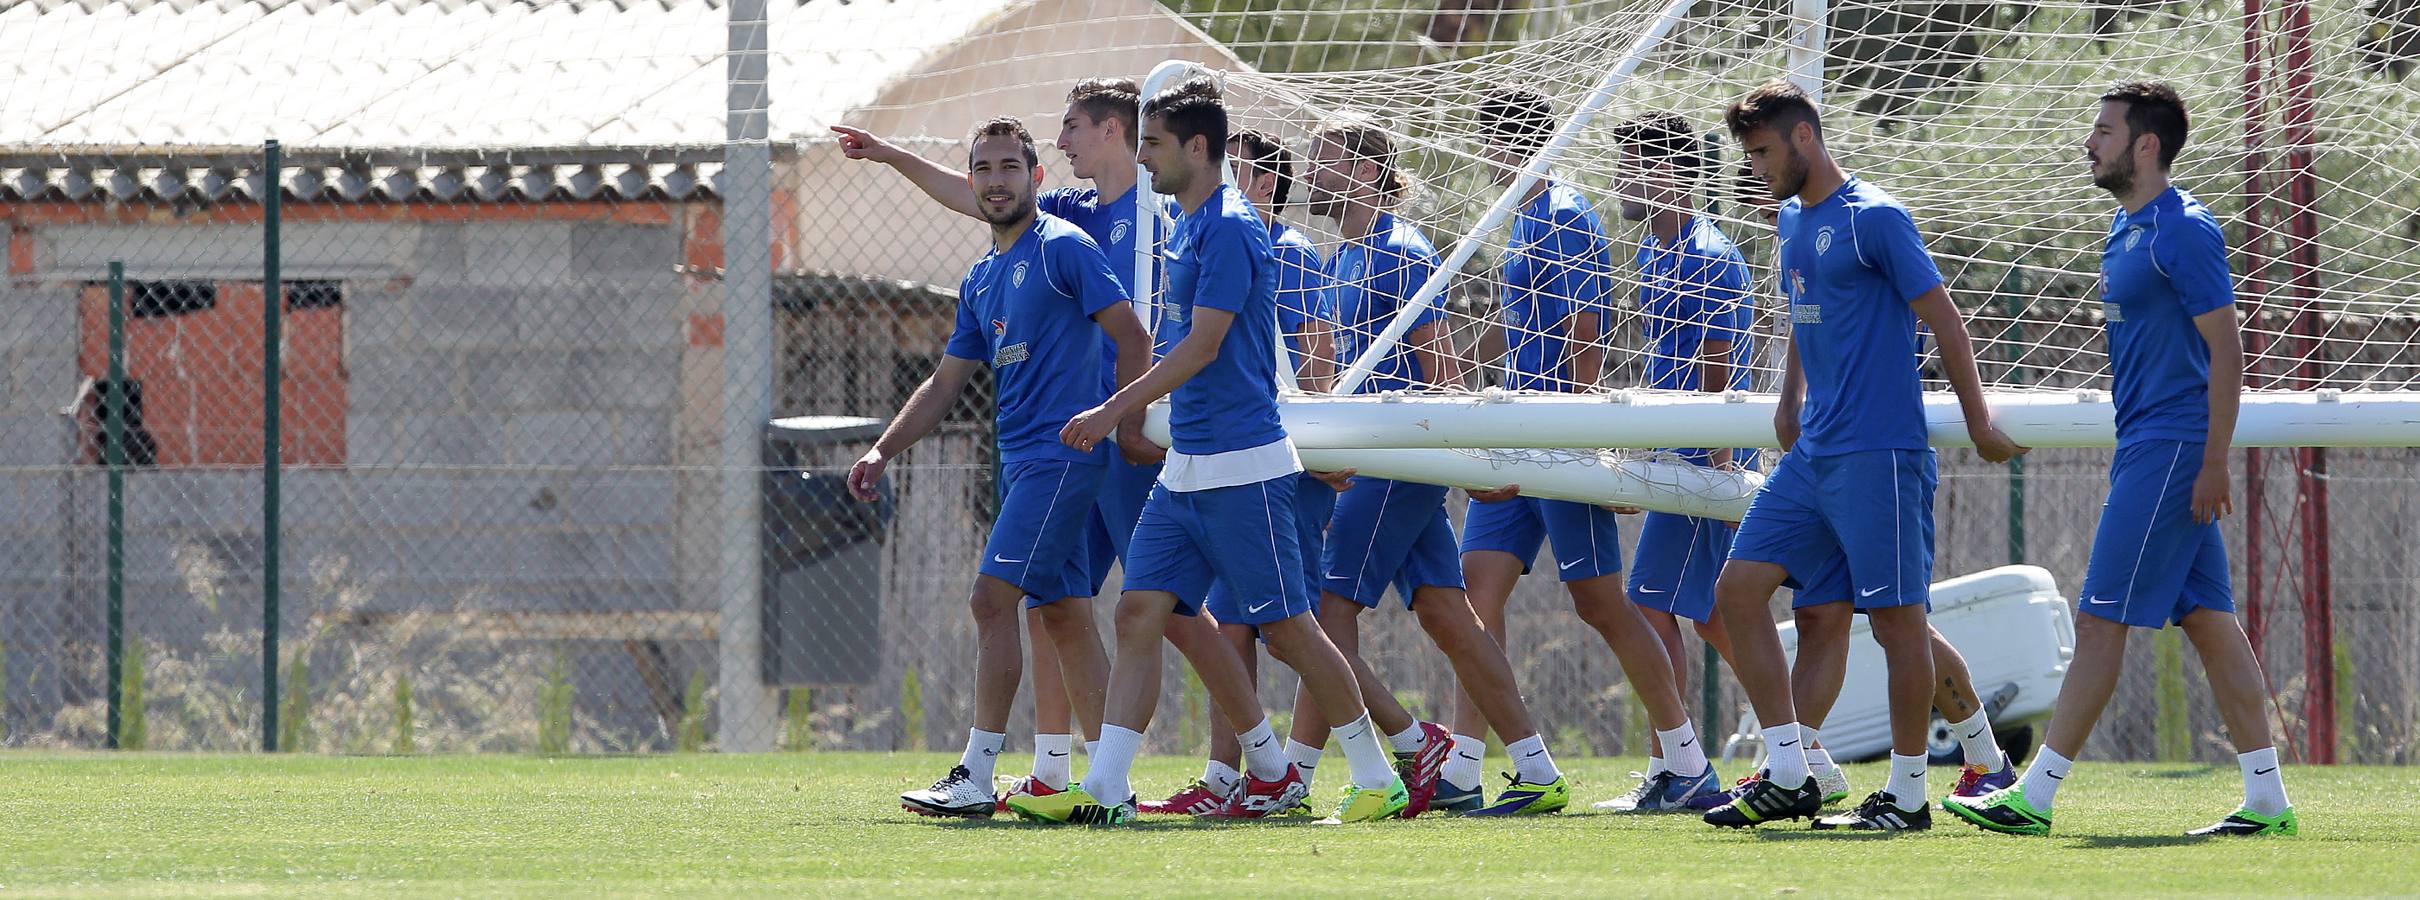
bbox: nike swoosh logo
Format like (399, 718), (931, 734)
(1680, 739), (1695, 748)
(1250, 738), (1272, 750)
(993, 555), (1025, 564)
(1636, 587), (1666, 594)
(1248, 600), (1276, 614)
(1560, 559), (1586, 570)
(1523, 750), (1544, 758)
(2254, 766), (2277, 776)
(1777, 740), (1798, 748)
(1046, 750), (1069, 758)
(2047, 771), (2065, 779)
(2086, 596), (2119, 605)
(1455, 752), (1480, 761)
(1860, 586), (1889, 598)
(1966, 729), (1985, 740)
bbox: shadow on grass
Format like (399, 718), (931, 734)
(2066, 833), (2211, 849)
(2125, 765), (2228, 780)
(1747, 828), (1905, 842)
(873, 814), (1333, 832)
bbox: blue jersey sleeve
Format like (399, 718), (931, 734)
(1045, 231), (1130, 318)
(943, 279), (987, 362)
(1698, 254), (1751, 339)
(1853, 203), (1945, 303)
(1537, 209), (1606, 331)
(1035, 188), (1079, 220)
(1190, 220), (1256, 315)
(1275, 245), (1325, 333)
(1377, 246), (1445, 331)
(2156, 215), (2237, 317)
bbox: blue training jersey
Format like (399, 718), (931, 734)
(1776, 177), (1942, 455)
(1330, 212), (1445, 394)
(1039, 185), (1170, 370)
(1160, 184), (1287, 455)
(1639, 215), (1756, 465)
(1500, 182), (1615, 392)
(2101, 186), (2235, 446)
(944, 213), (1126, 465)
(1272, 221), (1333, 376)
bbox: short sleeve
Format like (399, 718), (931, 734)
(1378, 243), (1445, 331)
(1275, 244), (1326, 333)
(1853, 203), (1945, 303)
(1035, 187), (1079, 219)
(1534, 209), (1605, 328)
(943, 278), (987, 362)
(2157, 215), (2238, 316)
(1189, 219), (1258, 314)
(1703, 256), (1753, 345)
(1046, 231), (1129, 317)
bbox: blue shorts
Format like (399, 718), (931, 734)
(1124, 476), (1316, 626)
(1206, 472), (1335, 619)
(1729, 448), (1935, 611)
(1080, 456), (1163, 595)
(1627, 511), (1732, 623)
(1321, 476), (1464, 608)
(981, 458), (1105, 607)
(2078, 440), (2233, 628)
(1459, 495), (1624, 582)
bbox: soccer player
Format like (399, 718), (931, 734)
(861, 117), (1153, 818)
(1010, 80), (1411, 826)
(1140, 128), (1350, 817)
(1285, 115), (1572, 817)
(832, 80), (1243, 807)
(1948, 81), (2296, 838)
(1440, 92), (1713, 815)
(1702, 80), (2024, 832)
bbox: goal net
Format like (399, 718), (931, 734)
(1147, 0), (2420, 469)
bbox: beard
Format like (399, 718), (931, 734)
(979, 191), (1036, 227)
(1308, 189), (1342, 222)
(2091, 153), (2136, 194)
(1766, 147), (1809, 201)
(1148, 162), (1191, 197)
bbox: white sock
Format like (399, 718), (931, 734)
(1333, 715), (1399, 789)
(1441, 734), (1484, 787)
(1808, 746), (1840, 777)
(1085, 740), (1099, 758)
(1286, 739), (1324, 788)
(1953, 710), (2006, 773)
(1386, 722), (1429, 755)
(1238, 719), (1289, 782)
(1506, 733), (1562, 784)
(1658, 721), (1708, 777)
(1761, 722), (1811, 786)
(1203, 759), (1243, 798)
(1888, 752), (1928, 811)
(960, 728), (1006, 786)
(1032, 733), (1073, 790)
(1646, 755), (1667, 778)
(2239, 746), (2290, 816)
(1084, 725), (1143, 805)
(2020, 746), (2073, 811)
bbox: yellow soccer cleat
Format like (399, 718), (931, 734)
(1004, 782), (1133, 825)
(1464, 773), (1570, 816)
(1316, 778), (1411, 824)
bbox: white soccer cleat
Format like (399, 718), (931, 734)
(901, 765), (997, 818)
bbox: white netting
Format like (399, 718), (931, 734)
(1181, 0), (2420, 406)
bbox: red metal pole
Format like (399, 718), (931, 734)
(2281, 0), (2336, 764)
(2239, 0), (2272, 655)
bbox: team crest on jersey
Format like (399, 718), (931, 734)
(1111, 221), (1131, 245)
(1814, 226), (1835, 256)
(2123, 226), (2145, 252)
(1012, 262), (1029, 288)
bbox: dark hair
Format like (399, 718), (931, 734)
(967, 116), (1038, 167)
(1314, 115), (1412, 207)
(1229, 129), (1295, 211)
(1611, 110), (1709, 186)
(1143, 77), (1228, 164)
(1067, 77), (1141, 138)
(2099, 80), (2190, 170)
(1725, 79), (1823, 141)
(1478, 88), (1555, 152)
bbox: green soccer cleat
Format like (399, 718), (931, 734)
(1317, 778), (1411, 824)
(1004, 783), (1133, 826)
(1464, 773), (1570, 816)
(1943, 784), (2054, 836)
(2187, 806), (2298, 837)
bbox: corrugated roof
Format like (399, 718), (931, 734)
(0, 0), (1027, 199)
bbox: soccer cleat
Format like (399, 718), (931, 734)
(903, 765), (998, 818)
(1813, 791), (1933, 832)
(1005, 783), (1134, 825)
(1594, 771), (1659, 811)
(2186, 806), (2298, 837)
(1464, 773), (1571, 816)
(1703, 774), (1823, 828)
(1202, 765), (1312, 819)
(1432, 778), (1486, 814)
(1138, 778), (1229, 816)
(1391, 721), (1454, 818)
(1317, 779), (1411, 824)
(1942, 784), (2053, 836)
(992, 774), (1063, 813)
(1816, 767), (1853, 806)
(1609, 765), (1725, 814)
(1686, 771), (1762, 812)
(1948, 762), (2016, 801)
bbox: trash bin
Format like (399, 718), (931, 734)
(761, 415), (892, 686)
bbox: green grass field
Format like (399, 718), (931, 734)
(3, 752), (2411, 897)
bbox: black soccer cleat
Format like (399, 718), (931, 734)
(1812, 791), (1933, 832)
(1703, 774), (1824, 828)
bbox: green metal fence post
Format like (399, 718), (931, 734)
(262, 139), (284, 753)
(104, 260), (127, 750)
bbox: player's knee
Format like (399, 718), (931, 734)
(1412, 592), (1481, 644)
